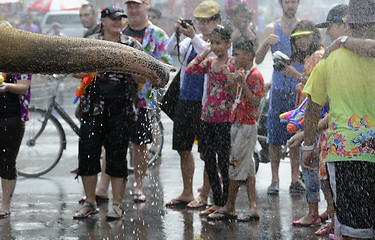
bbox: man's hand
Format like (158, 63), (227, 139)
(301, 149), (317, 172)
(323, 37), (341, 59)
(264, 34), (280, 47)
(176, 18), (195, 39)
(287, 131), (304, 148)
(281, 63), (300, 80)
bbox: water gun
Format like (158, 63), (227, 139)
(72, 73), (97, 104)
(279, 97), (307, 133)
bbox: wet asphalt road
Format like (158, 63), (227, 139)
(1, 54), (332, 239)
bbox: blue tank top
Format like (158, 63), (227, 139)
(179, 48), (205, 101)
(271, 20), (303, 92)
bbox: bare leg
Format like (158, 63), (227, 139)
(166, 150), (195, 204)
(133, 143), (149, 199)
(74, 175), (97, 217)
(107, 177), (127, 217)
(187, 169), (210, 208)
(0, 178), (16, 214)
(269, 144), (281, 183)
(292, 202), (322, 225)
(246, 176), (260, 216)
(95, 147), (110, 198)
(289, 146), (300, 184)
(221, 180), (240, 214)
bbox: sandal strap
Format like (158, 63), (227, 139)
(112, 203), (124, 217)
(76, 201), (97, 214)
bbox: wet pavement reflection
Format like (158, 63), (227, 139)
(1, 56), (332, 239)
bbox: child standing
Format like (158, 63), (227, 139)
(185, 26), (235, 215)
(206, 36), (264, 221)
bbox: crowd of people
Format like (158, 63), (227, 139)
(1, 0), (375, 239)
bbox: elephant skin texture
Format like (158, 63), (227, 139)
(0, 21), (174, 88)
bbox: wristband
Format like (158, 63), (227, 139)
(299, 74), (305, 82)
(301, 141), (315, 151)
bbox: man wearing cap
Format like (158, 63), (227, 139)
(255, 0), (304, 194)
(316, 4), (350, 44)
(165, 0), (221, 208)
(302, 0), (375, 239)
(123, 0), (172, 203)
(80, 4), (100, 38)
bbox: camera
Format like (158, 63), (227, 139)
(272, 51), (291, 71)
(181, 19), (194, 29)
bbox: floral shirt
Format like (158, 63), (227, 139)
(229, 66), (264, 125)
(186, 55), (236, 123)
(123, 20), (172, 108)
(303, 48), (375, 163)
(296, 47), (324, 107)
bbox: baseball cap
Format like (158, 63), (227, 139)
(101, 7), (127, 19)
(315, 4), (348, 28)
(193, 1), (221, 19)
(125, 0), (149, 4)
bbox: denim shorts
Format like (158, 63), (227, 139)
(266, 88), (296, 145)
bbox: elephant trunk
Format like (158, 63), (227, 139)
(0, 21), (174, 88)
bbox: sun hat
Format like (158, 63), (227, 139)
(125, 0), (149, 4)
(315, 4), (348, 28)
(290, 30), (314, 37)
(101, 7), (127, 19)
(193, 1), (221, 19)
(345, 0), (375, 24)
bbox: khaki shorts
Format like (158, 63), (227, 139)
(229, 124), (257, 180)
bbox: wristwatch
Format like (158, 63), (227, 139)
(301, 141), (315, 151)
(340, 36), (349, 48)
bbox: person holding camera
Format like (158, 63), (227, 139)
(165, 1), (221, 208)
(255, 0), (304, 194)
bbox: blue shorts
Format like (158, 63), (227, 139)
(266, 88), (296, 145)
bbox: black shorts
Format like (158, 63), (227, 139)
(78, 98), (134, 178)
(172, 100), (202, 151)
(131, 108), (153, 145)
(331, 161), (375, 237)
(0, 117), (25, 180)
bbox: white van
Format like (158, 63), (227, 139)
(41, 10), (85, 37)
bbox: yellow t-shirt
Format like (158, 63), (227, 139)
(303, 48), (375, 163)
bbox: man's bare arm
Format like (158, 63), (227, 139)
(255, 24), (279, 65)
(324, 37), (375, 59)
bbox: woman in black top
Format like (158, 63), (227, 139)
(73, 7), (144, 220)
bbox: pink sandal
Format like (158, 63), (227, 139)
(315, 223), (334, 235)
(292, 214), (323, 226)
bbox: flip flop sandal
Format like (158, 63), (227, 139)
(187, 199), (207, 209)
(0, 211), (11, 219)
(165, 199), (190, 208)
(237, 212), (260, 222)
(315, 223), (334, 235)
(133, 193), (147, 203)
(199, 207), (217, 216)
(106, 203), (125, 221)
(73, 201), (98, 219)
(207, 210), (237, 221)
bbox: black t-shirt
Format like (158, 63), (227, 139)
(0, 74), (20, 118)
(122, 26), (146, 44)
